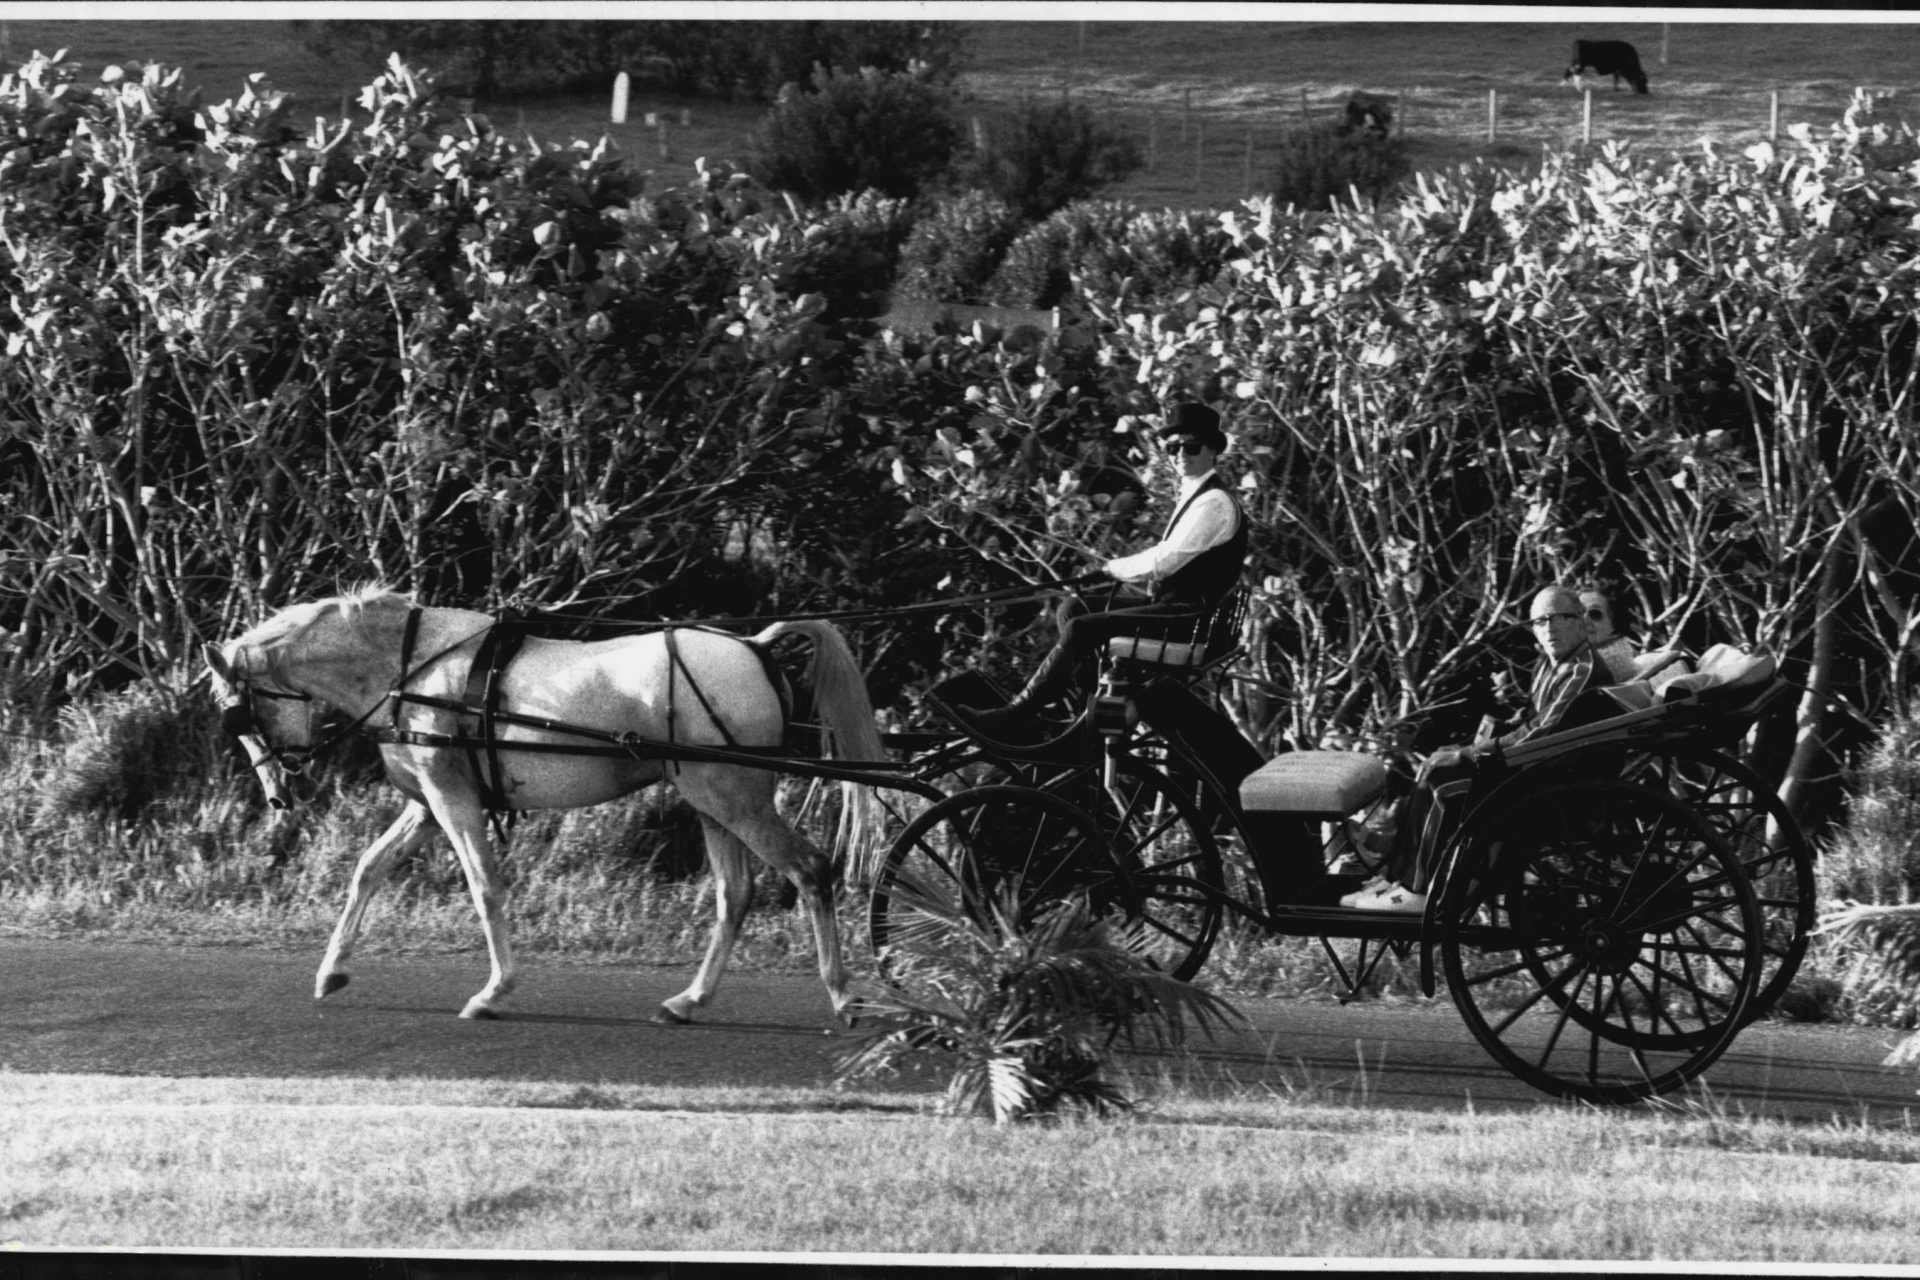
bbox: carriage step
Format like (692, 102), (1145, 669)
(1239, 751), (1388, 817)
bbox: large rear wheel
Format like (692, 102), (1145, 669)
(1439, 779), (1763, 1104)
(1632, 749), (1814, 1024)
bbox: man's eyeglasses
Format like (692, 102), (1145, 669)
(1529, 612), (1582, 627)
(1166, 437), (1208, 456)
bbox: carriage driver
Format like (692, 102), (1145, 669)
(955, 401), (1249, 744)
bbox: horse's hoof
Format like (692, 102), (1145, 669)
(459, 1003), (501, 1021)
(317, 973), (350, 999)
(653, 1004), (695, 1025)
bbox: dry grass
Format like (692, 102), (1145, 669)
(5, 17), (1918, 210)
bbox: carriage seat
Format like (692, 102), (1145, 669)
(1105, 588), (1249, 675)
(1239, 750), (1389, 818)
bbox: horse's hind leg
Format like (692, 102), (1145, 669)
(315, 800), (435, 1000)
(658, 814), (754, 1024)
(712, 804), (852, 1023)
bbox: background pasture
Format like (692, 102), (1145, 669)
(2, 17), (1917, 208)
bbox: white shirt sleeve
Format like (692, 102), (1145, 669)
(1104, 489), (1238, 584)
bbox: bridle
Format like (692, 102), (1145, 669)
(216, 606), (477, 776)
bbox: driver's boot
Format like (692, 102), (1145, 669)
(962, 646), (1083, 743)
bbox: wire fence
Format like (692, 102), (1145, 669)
(982, 81), (1918, 205)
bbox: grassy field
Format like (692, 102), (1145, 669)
(6, 1072), (1920, 1258)
(4, 17), (1919, 209)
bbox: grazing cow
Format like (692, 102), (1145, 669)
(1564, 39), (1649, 95)
(1341, 91), (1394, 138)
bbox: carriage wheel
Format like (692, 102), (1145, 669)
(1439, 779), (1762, 1104)
(1633, 749), (1815, 1024)
(1081, 759), (1226, 979)
(868, 777), (1219, 989)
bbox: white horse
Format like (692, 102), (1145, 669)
(204, 587), (885, 1023)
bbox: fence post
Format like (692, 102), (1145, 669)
(1184, 87), (1193, 140)
(1299, 86), (1312, 127)
(1194, 120), (1205, 193)
(1583, 88), (1593, 146)
(1770, 91), (1780, 141)
(657, 119), (670, 160)
(1396, 89), (1406, 138)
(1487, 89), (1498, 142)
(1243, 128), (1254, 195)
(1661, 22), (1670, 64)
(611, 71), (630, 124)
(1147, 109), (1157, 171)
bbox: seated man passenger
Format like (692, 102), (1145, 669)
(958, 401), (1248, 742)
(1344, 584), (1611, 913)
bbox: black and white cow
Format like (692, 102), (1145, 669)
(1564, 39), (1649, 95)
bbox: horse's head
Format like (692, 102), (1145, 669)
(204, 588), (415, 798)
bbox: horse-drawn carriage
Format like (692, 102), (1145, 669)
(208, 580), (1812, 1106)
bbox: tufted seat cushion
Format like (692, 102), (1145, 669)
(1239, 751), (1389, 817)
(1107, 636), (1208, 667)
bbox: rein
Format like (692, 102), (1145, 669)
(499, 571), (1108, 635)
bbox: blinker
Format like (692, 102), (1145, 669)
(220, 698), (257, 738)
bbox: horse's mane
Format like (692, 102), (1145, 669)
(233, 583), (420, 679)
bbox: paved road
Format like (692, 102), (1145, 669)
(2, 938), (1915, 1122)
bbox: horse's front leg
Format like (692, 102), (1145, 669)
(426, 792), (518, 1020)
(315, 800), (435, 999)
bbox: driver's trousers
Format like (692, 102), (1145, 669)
(1011, 593), (1208, 709)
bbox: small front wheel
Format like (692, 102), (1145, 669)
(867, 784), (1145, 991)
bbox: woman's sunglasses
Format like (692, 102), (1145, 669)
(1166, 437), (1209, 456)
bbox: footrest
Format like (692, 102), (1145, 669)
(1239, 751), (1388, 818)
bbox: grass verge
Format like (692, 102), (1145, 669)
(5, 1072), (1920, 1259)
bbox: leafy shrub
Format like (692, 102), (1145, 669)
(984, 201), (1235, 310)
(1820, 696), (1920, 905)
(1266, 125), (1412, 210)
(893, 189), (1025, 302)
(36, 687), (227, 824)
(765, 190), (918, 328)
(750, 65), (962, 203)
(951, 97), (1144, 222)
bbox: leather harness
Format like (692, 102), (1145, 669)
(373, 607), (788, 815)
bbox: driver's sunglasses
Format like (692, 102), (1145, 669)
(1166, 437), (1208, 456)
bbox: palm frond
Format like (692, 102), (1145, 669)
(839, 865), (1245, 1122)
(1818, 901), (1920, 988)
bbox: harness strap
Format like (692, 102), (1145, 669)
(663, 629), (746, 775)
(461, 610), (527, 821)
(393, 606), (424, 739)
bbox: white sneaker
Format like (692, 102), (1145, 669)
(1338, 875), (1392, 908)
(1352, 884), (1429, 914)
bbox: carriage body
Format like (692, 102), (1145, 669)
(889, 597), (1809, 1105)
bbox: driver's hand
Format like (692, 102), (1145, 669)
(1427, 745), (1471, 770)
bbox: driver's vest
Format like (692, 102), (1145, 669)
(1154, 474), (1249, 609)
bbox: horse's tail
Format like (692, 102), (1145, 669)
(754, 619), (886, 883)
